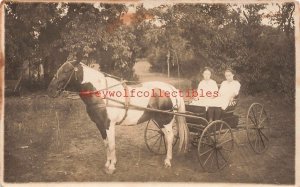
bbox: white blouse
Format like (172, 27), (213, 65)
(190, 79), (218, 108)
(211, 80), (241, 110)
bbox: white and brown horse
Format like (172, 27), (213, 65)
(47, 59), (189, 174)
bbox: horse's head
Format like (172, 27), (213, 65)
(47, 60), (80, 98)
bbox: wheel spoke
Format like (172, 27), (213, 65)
(201, 141), (214, 147)
(259, 107), (264, 121)
(147, 133), (161, 140)
(215, 150), (220, 169)
(204, 129), (216, 144)
(249, 116), (256, 126)
(157, 136), (162, 152)
(259, 129), (269, 142)
(152, 135), (161, 146)
(217, 149), (228, 163)
(218, 138), (233, 146)
(251, 108), (259, 125)
(259, 117), (267, 126)
(254, 130), (258, 149)
(257, 131), (262, 150)
(152, 120), (160, 128)
(219, 129), (229, 142)
(256, 130), (261, 150)
(218, 122), (223, 138)
(203, 149), (214, 166)
(248, 124), (256, 129)
(209, 150), (215, 170)
(222, 147), (232, 152)
(199, 147), (215, 157)
(147, 128), (160, 132)
(251, 129), (257, 141)
(257, 130), (266, 149)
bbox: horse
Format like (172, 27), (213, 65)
(47, 59), (190, 174)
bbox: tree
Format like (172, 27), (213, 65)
(5, 2), (140, 88)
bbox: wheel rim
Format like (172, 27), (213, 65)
(144, 119), (179, 155)
(197, 120), (234, 172)
(246, 103), (270, 154)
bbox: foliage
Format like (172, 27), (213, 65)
(5, 2), (295, 102)
(5, 2), (138, 88)
(139, 3), (295, 102)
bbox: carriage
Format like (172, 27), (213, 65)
(144, 98), (270, 173)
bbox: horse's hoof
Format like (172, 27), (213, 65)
(104, 167), (115, 175)
(105, 162), (110, 169)
(164, 160), (172, 168)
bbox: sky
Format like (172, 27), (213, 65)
(65, 2), (290, 27)
(124, 2), (285, 26)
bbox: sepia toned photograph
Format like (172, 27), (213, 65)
(1, 0), (297, 185)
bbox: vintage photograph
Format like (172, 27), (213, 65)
(2, 0), (296, 184)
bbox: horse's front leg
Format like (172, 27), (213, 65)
(162, 118), (175, 168)
(104, 122), (117, 174)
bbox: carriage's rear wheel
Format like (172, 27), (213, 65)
(197, 120), (234, 173)
(246, 103), (270, 154)
(144, 119), (179, 155)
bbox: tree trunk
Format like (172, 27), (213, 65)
(167, 50), (170, 77)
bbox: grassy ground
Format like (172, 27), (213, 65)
(3, 60), (295, 183)
(3, 91), (295, 183)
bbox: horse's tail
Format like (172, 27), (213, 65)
(175, 94), (190, 154)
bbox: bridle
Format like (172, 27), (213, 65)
(55, 61), (78, 93)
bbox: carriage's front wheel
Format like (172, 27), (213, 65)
(246, 103), (270, 154)
(197, 120), (234, 173)
(144, 119), (179, 155)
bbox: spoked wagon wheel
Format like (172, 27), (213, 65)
(246, 103), (270, 154)
(197, 120), (234, 172)
(144, 119), (179, 155)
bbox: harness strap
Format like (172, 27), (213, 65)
(102, 76), (130, 126)
(115, 82), (130, 126)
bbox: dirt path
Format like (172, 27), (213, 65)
(4, 60), (295, 183)
(133, 59), (190, 89)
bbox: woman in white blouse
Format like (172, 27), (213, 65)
(190, 67), (218, 121)
(208, 68), (241, 121)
